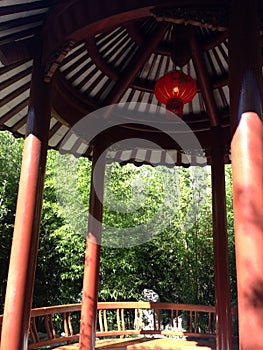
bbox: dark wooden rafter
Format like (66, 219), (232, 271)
(0, 1), (51, 16)
(62, 51), (89, 77)
(107, 41), (137, 72)
(60, 43), (86, 67)
(190, 29), (220, 127)
(0, 27), (41, 46)
(0, 14), (45, 32)
(97, 28), (129, 55)
(0, 82), (31, 107)
(48, 121), (64, 140)
(0, 39), (35, 65)
(0, 66), (32, 91)
(67, 60), (94, 85)
(0, 98), (29, 124)
(77, 66), (99, 91)
(105, 21), (170, 105)
(0, 59), (30, 74)
(84, 72), (105, 96)
(211, 47), (227, 75)
(11, 115), (28, 132)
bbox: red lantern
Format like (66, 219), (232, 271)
(154, 70), (197, 118)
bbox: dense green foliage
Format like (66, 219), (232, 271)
(0, 131), (237, 313)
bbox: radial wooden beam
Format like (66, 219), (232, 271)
(84, 38), (119, 80)
(104, 21), (169, 105)
(229, 0), (263, 349)
(190, 29), (220, 127)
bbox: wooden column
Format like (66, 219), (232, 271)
(229, 1), (263, 349)
(79, 140), (106, 350)
(0, 53), (51, 349)
(211, 127), (232, 350)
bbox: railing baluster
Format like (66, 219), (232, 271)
(63, 312), (69, 336)
(121, 308), (125, 332)
(208, 311), (211, 333)
(99, 309), (103, 332)
(0, 302), (220, 348)
(45, 315), (53, 339)
(194, 311), (197, 333)
(117, 309), (121, 332)
(103, 309), (108, 332)
(29, 316), (39, 343)
(157, 309), (161, 330)
(134, 309), (138, 330)
(153, 308), (156, 330)
(68, 312), (74, 336)
(139, 308), (143, 329)
(50, 314), (56, 338)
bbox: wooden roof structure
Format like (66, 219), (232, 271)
(1, 1), (263, 350)
(1, 0), (235, 165)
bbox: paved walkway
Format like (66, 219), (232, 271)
(55, 337), (219, 349)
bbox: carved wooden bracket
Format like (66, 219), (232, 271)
(44, 39), (76, 83)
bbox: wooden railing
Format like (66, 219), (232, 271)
(0, 302), (238, 349)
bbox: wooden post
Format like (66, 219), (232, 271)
(79, 140), (106, 350)
(211, 127), (232, 350)
(229, 1), (263, 348)
(0, 53), (51, 349)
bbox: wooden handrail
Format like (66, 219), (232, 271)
(0, 302), (238, 349)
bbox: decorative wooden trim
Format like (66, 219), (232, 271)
(150, 7), (228, 32)
(44, 39), (76, 83)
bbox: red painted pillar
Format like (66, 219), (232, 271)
(211, 128), (232, 350)
(79, 141), (105, 350)
(229, 1), (263, 349)
(0, 54), (51, 349)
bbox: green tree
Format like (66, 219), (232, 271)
(0, 132), (236, 309)
(34, 151), (87, 306)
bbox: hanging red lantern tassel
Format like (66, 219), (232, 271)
(154, 70), (197, 118)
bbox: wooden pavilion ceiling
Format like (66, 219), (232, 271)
(1, 0), (263, 165)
